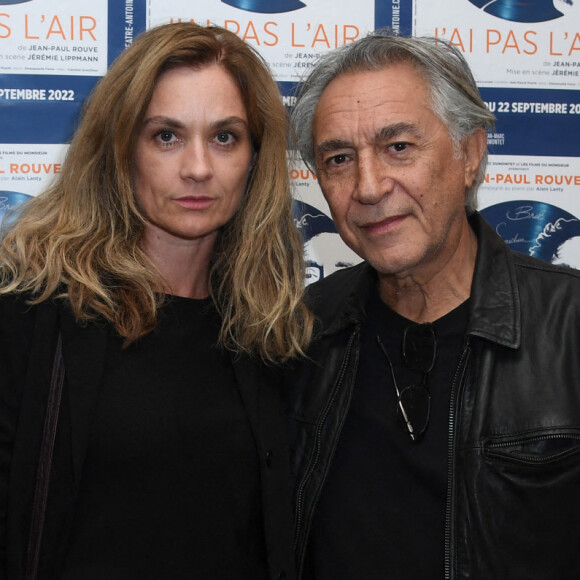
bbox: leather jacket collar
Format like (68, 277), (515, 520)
(307, 212), (521, 349)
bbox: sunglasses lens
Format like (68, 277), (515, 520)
(398, 385), (431, 439)
(403, 324), (436, 373)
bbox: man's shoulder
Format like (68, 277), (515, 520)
(308, 261), (368, 293)
(510, 251), (580, 313)
(306, 262), (376, 325)
(305, 262), (371, 312)
(511, 250), (580, 283)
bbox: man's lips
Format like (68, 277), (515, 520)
(360, 214), (408, 235)
(173, 196), (215, 210)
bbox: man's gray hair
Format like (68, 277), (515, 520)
(291, 29), (495, 213)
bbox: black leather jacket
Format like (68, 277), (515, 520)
(285, 212), (580, 579)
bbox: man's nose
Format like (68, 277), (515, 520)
(353, 152), (394, 204)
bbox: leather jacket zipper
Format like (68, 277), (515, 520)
(294, 327), (359, 574)
(444, 340), (471, 580)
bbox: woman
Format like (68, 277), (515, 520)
(0, 23), (312, 579)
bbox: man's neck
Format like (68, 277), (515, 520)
(377, 223), (478, 323)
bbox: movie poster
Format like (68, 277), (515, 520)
(415, 0), (580, 268)
(0, 0), (578, 273)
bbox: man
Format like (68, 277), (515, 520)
(286, 30), (580, 579)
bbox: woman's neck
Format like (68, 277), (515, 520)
(141, 229), (216, 299)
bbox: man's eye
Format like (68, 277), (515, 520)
(329, 154), (348, 165)
(390, 142), (409, 152)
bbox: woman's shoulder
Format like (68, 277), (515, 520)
(0, 290), (58, 317)
(0, 291), (38, 323)
(0, 292), (64, 344)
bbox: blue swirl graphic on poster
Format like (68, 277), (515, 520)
(480, 201), (580, 269)
(293, 200), (361, 284)
(466, 0), (565, 22)
(0, 0), (32, 4)
(221, 0), (306, 13)
(0, 191), (32, 228)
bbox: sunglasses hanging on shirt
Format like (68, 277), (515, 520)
(376, 322), (436, 442)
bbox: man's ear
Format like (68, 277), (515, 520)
(462, 128), (487, 190)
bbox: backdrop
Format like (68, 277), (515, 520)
(1, 0), (579, 277)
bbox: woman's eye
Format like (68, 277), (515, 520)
(215, 130), (235, 145)
(156, 130), (177, 145)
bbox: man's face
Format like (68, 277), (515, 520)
(312, 63), (484, 279)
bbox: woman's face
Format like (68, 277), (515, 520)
(133, 64), (253, 252)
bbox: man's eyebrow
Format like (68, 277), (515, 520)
(376, 122), (421, 141)
(315, 123), (422, 155)
(315, 139), (352, 155)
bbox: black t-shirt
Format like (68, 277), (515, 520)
(61, 296), (267, 580)
(306, 288), (469, 579)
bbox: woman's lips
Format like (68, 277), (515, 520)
(173, 196), (215, 210)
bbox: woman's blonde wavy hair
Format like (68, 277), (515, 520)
(0, 22), (313, 362)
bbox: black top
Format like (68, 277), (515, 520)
(60, 296), (267, 579)
(307, 287), (469, 579)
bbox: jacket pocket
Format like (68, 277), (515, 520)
(484, 430), (580, 466)
(456, 429), (580, 579)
